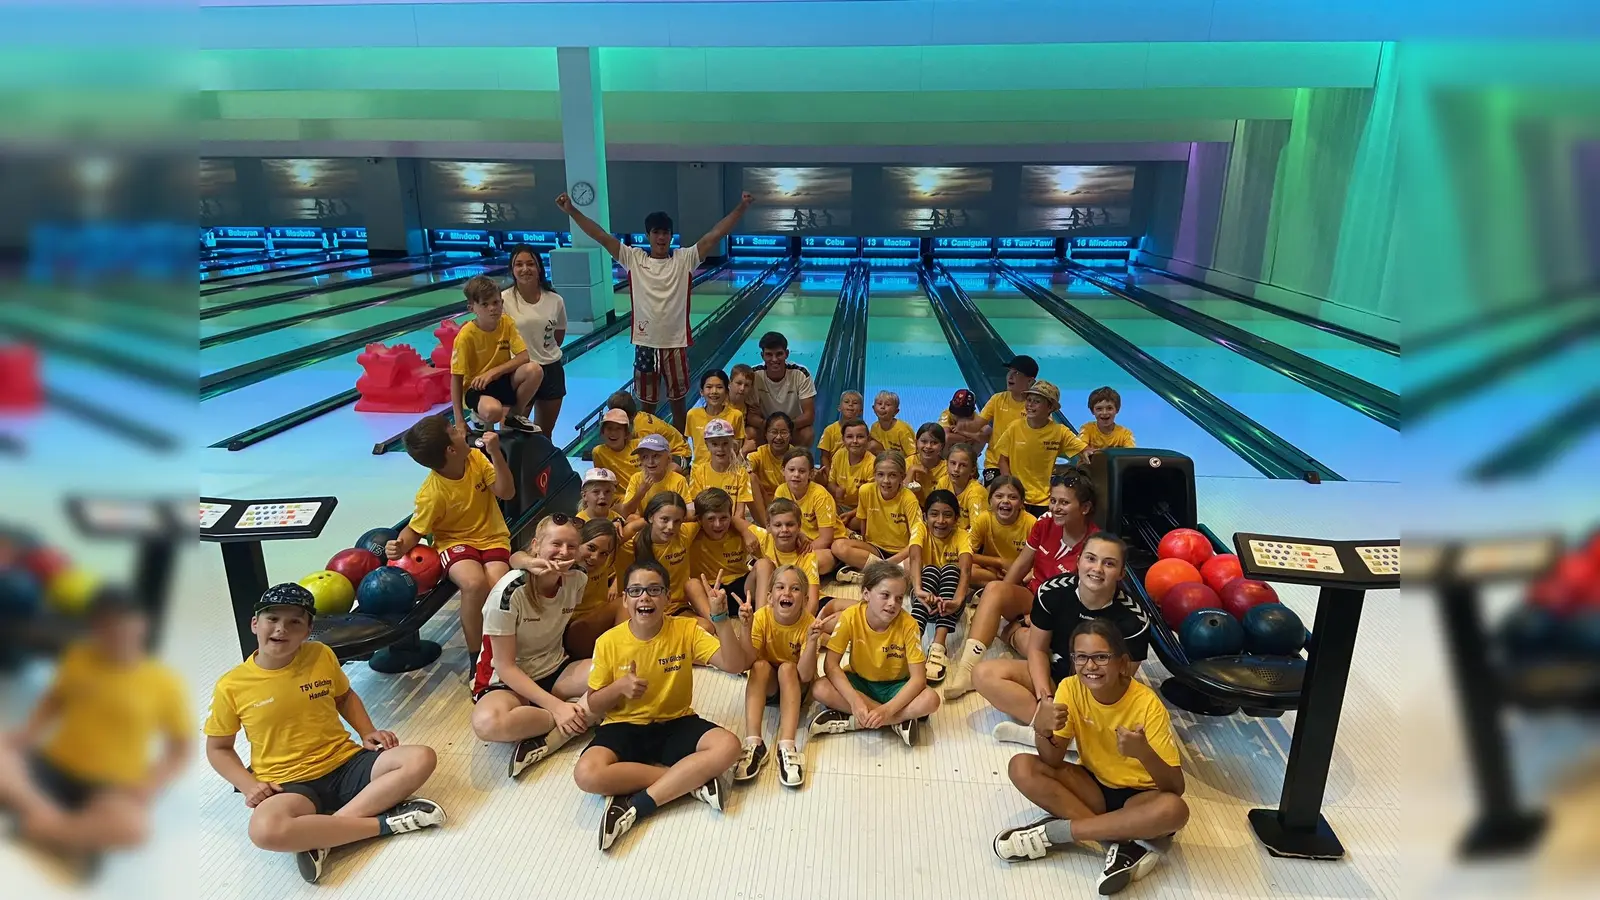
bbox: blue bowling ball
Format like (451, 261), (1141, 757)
(1179, 608), (1244, 660)
(356, 566), (417, 617)
(1241, 603), (1308, 657)
(1500, 604), (1563, 659)
(355, 527), (400, 558)
(0, 569), (42, 618)
(1566, 610), (1600, 661)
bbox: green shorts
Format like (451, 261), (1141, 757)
(847, 672), (909, 704)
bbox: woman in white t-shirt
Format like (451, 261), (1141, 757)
(502, 245), (569, 434)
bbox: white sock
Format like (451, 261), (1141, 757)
(545, 728), (573, 752)
(959, 638), (985, 663)
(778, 739), (797, 752)
(992, 721), (1036, 746)
(744, 735), (762, 748)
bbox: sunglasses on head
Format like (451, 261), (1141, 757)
(1050, 474), (1080, 487)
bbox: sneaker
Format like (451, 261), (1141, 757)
(735, 739), (768, 781)
(598, 796), (636, 852)
(1098, 841), (1159, 895)
(835, 566), (863, 584)
(993, 817), (1059, 862)
(509, 734), (551, 778)
(503, 414), (541, 433)
(808, 708), (856, 736)
(296, 847), (329, 884)
(777, 744), (805, 788)
(690, 770), (731, 812)
(893, 716), (918, 746)
(925, 643), (948, 684)
(380, 797), (447, 834)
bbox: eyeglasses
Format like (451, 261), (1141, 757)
(624, 584), (667, 598)
(1071, 652), (1115, 667)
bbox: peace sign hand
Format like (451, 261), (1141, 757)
(701, 571), (728, 618)
(737, 589), (755, 624)
(524, 556), (577, 577)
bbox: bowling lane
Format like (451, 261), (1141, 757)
(200, 263), (501, 376)
(1125, 269), (1399, 393)
(961, 271), (1261, 479)
(200, 252), (366, 284)
(1027, 269), (1397, 482)
(1402, 295), (1598, 392)
(200, 257), (469, 309)
(864, 265), (970, 445)
(718, 264), (840, 412)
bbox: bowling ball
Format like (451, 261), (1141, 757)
(355, 527), (401, 559)
(327, 547), (383, 589)
(391, 544), (443, 594)
(0, 569), (42, 618)
(1219, 578), (1279, 620)
(299, 570), (356, 616)
(1200, 553), (1244, 595)
(356, 567), (417, 617)
(1179, 608), (1244, 660)
(21, 546), (69, 584)
(1157, 528), (1214, 569)
(1500, 604), (1562, 659)
(1160, 581), (1219, 631)
(1566, 610), (1600, 660)
(1241, 603), (1307, 656)
(46, 567), (101, 616)
(1144, 557), (1202, 604)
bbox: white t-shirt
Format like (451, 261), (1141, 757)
(616, 244), (702, 349)
(480, 568), (589, 684)
(502, 286), (567, 366)
(754, 364), (817, 421)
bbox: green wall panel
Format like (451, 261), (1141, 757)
(198, 49), (560, 92)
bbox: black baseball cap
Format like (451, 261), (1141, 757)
(254, 583), (317, 618)
(1003, 355), (1039, 379)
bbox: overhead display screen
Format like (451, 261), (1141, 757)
(260, 158), (363, 224)
(742, 167), (853, 232)
(883, 166), (991, 231)
(1018, 165), (1135, 232)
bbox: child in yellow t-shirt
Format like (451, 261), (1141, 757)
(619, 434), (692, 521)
(816, 390), (864, 482)
(593, 408), (639, 484)
(733, 564), (821, 788)
(614, 492), (697, 627)
(978, 355), (1039, 478)
(967, 475), (1036, 587)
(1079, 385), (1136, 461)
(607, 389), (691, 464)
(911, 489), (973, 685)
(0, 595), (188, 861)
(451, 275), (543, 433)
(938, 443), (988, 530)
(565, 516), (622, 659)
(728, 363), (760, 454)
(576, 466), (625, 528)
(392, 414), (516, 666)
(746, 412), (795, 502)
(826, 417), (876, 513)
(750, 498), (823, 616)
(686, 369), (747, 464)
(867, 390), (917, 457)
(688, 417), (760, 524)
(832, 449), (925, 578)
(809, 561), (941, 745)
(204, 585), (444, 884)
(994, 618), (1187, 886)
(907, 422), (948, 505)
(993, 380), (1088, 515)
(577, 561), (748, 852)
(774, 446), (838, 576)
(684, 488), (762, 620)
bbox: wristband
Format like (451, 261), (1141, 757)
(710, 612), (729, 623)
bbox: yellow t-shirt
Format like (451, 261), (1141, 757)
(689, 459), (754, 505)
(593, 442), (638, 484)
(870, 419), (917, 457)
(994, 419), (1088, 505)
(1052, 676), (1181, 791)
(1080, 422), (1136, 451)
(908, 457), (947, 505)
(747, 444), (787, 499)
(575, 507), (625, 528)
(686, 405), (746, 462)
(687, 522), (754, 581)
(450, 315), (526, 381)
(755, 527), (820, 585)
(828, 449), (876, 508)
(919, 527), (973, 568)
(775, 481), (839, 541)
(616, 530), (694, 613)
(826, 603), (925, 682)
(750, 605), (816, 665)
(979, 391), (1028, 450)
(936, 477), (989, 531)
(855, 485), (926, 553)
(41, 643), (189, 786)
(412, 449), (510, 551)
(633, 412), (690, 459)
(816, 420), (844, 459)
(969, 510), (1038, 567)
(588, 617), (720, 725)
(203, 642), (364, 785)
(623, 469), (691, 511)
(575, 555), (616, 618)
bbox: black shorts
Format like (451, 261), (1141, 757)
(533, 360), (566, 401)
(1024, 503), (1048, 518)
(28, 754), (103, 811)
(584, 715), (721, 767)
(472, 658), (573, 704)
(722, 576), (748, 609)
(280, 749), (383, 814)
(1097, 780), (1152, 813)
(464, 373), (519, 412)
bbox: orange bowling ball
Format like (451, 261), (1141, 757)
(392, 544), (443, 594)
(1144, 557), (1203, 604)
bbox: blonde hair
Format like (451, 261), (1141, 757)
(771, 563), (809, 589)
(874, 390), (900, 406)
(874, 449), (907, 475)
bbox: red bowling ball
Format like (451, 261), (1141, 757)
(392, 544), (443, 594)
(1219, 578), (1279, 621)
(1200, 553), (1244, 595)
(327, 547), (383, 591)
(1157, 528), (1214, 569)
(1160, 581), (1220, 631)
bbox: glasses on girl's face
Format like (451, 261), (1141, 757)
(1072, 652), (1114, 667)
(624, 584), (667, 598)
